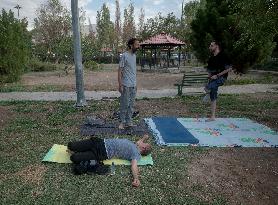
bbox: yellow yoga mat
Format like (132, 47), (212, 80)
(42, 144), (153, 166)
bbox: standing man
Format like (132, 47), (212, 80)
(118, 38), (140, 129)
(204, 40), (233, 121)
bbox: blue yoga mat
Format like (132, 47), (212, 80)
(145, 117), (199, 146)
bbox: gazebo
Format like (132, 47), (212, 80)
(140, 32), (186, 70)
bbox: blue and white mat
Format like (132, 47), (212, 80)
(145, 117), (278, 147)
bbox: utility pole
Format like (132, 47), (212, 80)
(71, 0), (87, 107)
(14, 4), (21, 18)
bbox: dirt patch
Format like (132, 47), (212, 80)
(0, 106), (13, 129)
(135, 99), (191, 117)
(186, 148), (278, 205)
(21, 69), (183, 91)
(14, 164), (48, 186)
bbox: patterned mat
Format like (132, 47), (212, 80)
(145, 117), (278, 147)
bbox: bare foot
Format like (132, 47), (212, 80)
(118, 123), (125, 129)
(205, 118), (216, 122)
(126, 123), (135, 127)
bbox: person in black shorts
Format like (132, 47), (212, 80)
(203, 40), (233, 121)
(67, 135), (151, 187)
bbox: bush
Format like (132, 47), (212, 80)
(252, 59), (278, 71)
(0, 9), (31, 83)
(27, 58), (58, 72)
(83, 60), (102, 71)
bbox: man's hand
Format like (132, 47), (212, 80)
(132, 178), (140, 187)
(210, 75), (218, 80)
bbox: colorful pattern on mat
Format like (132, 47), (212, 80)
(42, 144), (153, 165)
(145, 117), (278, 147)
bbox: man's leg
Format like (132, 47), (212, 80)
(126, 87), (136, 126)
(68, 138), (94, 152)
(205, 86), (218, 121)
(210, 99), (217, 120)
(206, 78), (225, 120)
(119, 86), (128, 129)
(69, 138), (107, 163)
(70, 151), (97, 164)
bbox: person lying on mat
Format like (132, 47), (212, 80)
(67, 134), (151, 187)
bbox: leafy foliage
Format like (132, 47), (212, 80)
(32, 0), (71, 63)
(96, 4), (115, 51)
(122, 3), (136, 45)
(83, 60), (102, 71)
(140, 12), (180, 40)
(190, 0), (278, 73)
(0, 9), (31, 83)
(114, 0), (122, 52)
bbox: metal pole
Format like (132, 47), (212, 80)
(71, 0), (87, 107)
(14, 4), (21, 18)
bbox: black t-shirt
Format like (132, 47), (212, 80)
(207, 52), (231, 79)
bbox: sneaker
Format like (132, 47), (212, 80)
(202, 94), (210, 103)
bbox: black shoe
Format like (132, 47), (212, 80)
(95, 164), (110, 175)
(72, 161), (88, 175)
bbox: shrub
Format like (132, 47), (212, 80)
(252, 59), (278, 71)
(83, 60), (102, 71)
(0, 9), (31, 83)
(27, 58), (58, 72)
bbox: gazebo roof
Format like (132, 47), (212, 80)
(140, 32), (185, 46)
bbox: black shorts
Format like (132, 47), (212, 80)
(68, 137), (108, 163)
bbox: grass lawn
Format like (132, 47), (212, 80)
(0, 94), (277, 205)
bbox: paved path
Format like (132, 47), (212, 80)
(0, 84), (277, 101)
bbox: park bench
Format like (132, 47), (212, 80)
(174, 72), (208, 96)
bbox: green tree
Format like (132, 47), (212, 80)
(0, 9), (31, 83)
(234, 0), (278, 62)
(137, 8), (145, 38)
(191, 0), (278, 73)
(178, 1), (202, 43)
(32, 0), (71, 63)
(82, 35), (100, 61)
(139, 12), (180, 40)
(122, 3), (136, 44)
(115, 0), (122, 52)
(96, 3), (115, 52)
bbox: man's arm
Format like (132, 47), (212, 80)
(211, 65), (232, 79)
(131, 159), (140, 187)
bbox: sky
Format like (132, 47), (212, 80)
(0, 0), (190, 30)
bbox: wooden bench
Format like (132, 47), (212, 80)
(174, 72), (208, 96)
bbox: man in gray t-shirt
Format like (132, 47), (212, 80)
(118, 38), (140, 129)
(68, 135), (151, 188)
